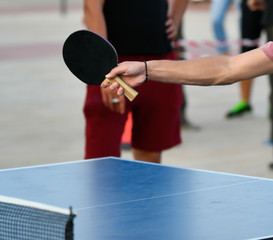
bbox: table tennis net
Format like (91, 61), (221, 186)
(0, 195), (76, 240)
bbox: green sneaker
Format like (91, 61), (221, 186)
(226, 101), (252, 118)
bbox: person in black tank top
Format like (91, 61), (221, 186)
(83, 0), (188, 163)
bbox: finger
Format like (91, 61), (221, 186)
(167, 32), (177, 40)
(106, 97), (114, 111)
(117, 87), (125, 96)
(119, 96), (125, 114)
(166, 23), (175, 33)
(108, 93), (116, 111)
(165, 18), (172, 27)
(109, 82), (120, 91)
(101, 88), (108, 106)
(166, 27), (176, 40)
(102, 89), (115, 111)
(101, 80), (110, 88)
(113, 96), (122, 113)
(105, 65), (123, 79)
(112, 95), (124, 113)
(167, 28), (177, 40)
(113, 100), (119, 112)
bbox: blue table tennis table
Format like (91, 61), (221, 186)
(0, 157), (273, 240)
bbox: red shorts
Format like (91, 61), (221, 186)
(84, 52), (183, 158)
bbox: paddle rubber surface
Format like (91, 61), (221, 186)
(63, 30), (118, 85)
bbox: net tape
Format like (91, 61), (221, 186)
(0, 195), (76, 240)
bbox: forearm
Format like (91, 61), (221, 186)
(83, 0), (107, 37)
(168, 0), (189, 27)
(147, 57), (232, 86)
(147, 48), (273, 86)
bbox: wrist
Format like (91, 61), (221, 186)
(143, 61), (148, 82)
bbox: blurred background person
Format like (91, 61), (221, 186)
(258, 0), (273, 146)
(226, 0), (263, 118)
(83, 0), (188, 163)
(211, 0), (242, 56)
(247, 0), (273, 168)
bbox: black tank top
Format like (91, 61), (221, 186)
(262, 0), (273, 26)
(103, 0), (171, 55)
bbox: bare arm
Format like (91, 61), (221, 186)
(168, 0), (188, 25)
(84, 0), (125, 113)
(83, 0), (106, 37)
(166, 0), (189, 40)
(147, 48), (273, 85)
(103, 47), (273, 95)
(230, 47), (273, 82)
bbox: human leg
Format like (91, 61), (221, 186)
(118, 53), (182, 164)
(226, 0), (262, 118)
(211, 0), (231, 54)
(130, 82), (181, 164)
(132, 148), (161, 164)
(131, 76), (182, 163)
(226, 80), (252, 118)
(117, 53), (182, 163)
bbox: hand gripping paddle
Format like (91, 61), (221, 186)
(62, 30), (138, 101)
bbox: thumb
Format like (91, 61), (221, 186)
(105, 65), (122, 79)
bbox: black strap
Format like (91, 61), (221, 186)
(144, 61), (148, 82)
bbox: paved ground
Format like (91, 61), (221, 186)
(1, 1), (272, 178)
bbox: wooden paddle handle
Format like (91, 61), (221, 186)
(105, 76), (138, 101)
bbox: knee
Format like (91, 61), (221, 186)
(133, 149), (162, 164)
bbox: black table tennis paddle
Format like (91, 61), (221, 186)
(62, 30), (138, 101)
